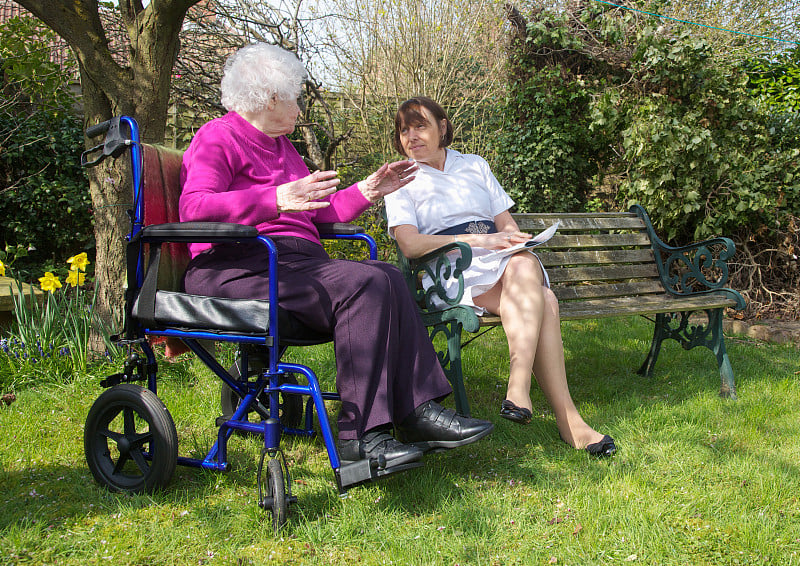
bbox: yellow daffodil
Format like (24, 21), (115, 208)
(67, 252), (90, 272)
(0, 260), (5, 277)
(66, 269), (86, 287)
(39, 272), (62, 293)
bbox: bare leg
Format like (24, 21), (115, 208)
(474, 253), (606, 449)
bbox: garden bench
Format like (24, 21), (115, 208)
(395, 206), (746, 416)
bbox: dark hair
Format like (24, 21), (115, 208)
(393, 96), (454, 156)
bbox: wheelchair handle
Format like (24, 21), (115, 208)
(86, 119), (113, 138)
(81, 116), (136, 168)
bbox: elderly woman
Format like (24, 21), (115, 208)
(385, 96), (616, 457)
(179, 46), (493, 472)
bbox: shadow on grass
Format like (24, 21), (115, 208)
(462, 315), (788, 414)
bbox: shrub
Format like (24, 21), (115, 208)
(0, 16), (93, 277)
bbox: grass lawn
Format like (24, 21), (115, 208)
(1, 315), (799, 565)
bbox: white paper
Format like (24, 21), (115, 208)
(482, 221), (560, 259)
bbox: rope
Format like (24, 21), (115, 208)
(590, 0), (800, 46)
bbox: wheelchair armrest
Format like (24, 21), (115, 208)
(318, 223), (377, 260)
(137, 222), (259, 243)
(317, 223), (365, 236)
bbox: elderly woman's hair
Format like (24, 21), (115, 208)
(220, 43), (307, 113)
(393, 96), (454, 156)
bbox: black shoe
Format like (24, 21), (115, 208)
(500, 400), (532, 424)
(585, 435), (617, 457)
(396, 400), (494, 452)
(338, 429), (423, 468)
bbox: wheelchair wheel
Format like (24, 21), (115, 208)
(259, 456), (288, 531)
(221, 358), (303, 428)
(84, 384), (178, 493)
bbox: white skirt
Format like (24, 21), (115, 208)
(422, 247), (550, 315)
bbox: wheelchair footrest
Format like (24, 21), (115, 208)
(337, 458), (423, 489)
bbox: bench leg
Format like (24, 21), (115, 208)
(638, 313), (666, 379)
(707, 309), (737, 399)
(638, 310), (737, 399)
(429, 320), (471, 417)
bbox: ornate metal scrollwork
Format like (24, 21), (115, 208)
(660, 310), (715, 351)
(409, 243), (473, 311)
(660, 241), (735, 295)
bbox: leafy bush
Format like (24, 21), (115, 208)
(0, 16), (92, 277)
(597, 30), (799, 241)
(497, 4), (799, 243)
(745, 46), (800, 113)
(491, 7), (617, 213)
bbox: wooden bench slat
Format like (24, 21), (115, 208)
(547, 263), (660, 283)
(538, 249), (655, 267)
(543, 233), (652, 249)
(476, 292), (735, 325)
(553, 280), (666, 301)
(515, 214), (645, 231)
(0, 276), (43, 311)
(559, 293), (738, 320)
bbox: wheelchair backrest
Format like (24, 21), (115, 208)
(140, 144), (189, 293)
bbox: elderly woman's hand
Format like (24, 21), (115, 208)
(276, 170), (340, 212)
(358, 160), (419, 202)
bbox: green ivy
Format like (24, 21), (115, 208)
(745, 46), (800, 113)
(602, 31), (799, 240)
(0, 16), (92, 277)
(497, 5), (799, 243)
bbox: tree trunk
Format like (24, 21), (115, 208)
(15, 0), (201, 334)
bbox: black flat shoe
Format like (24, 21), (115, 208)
(585, 435), (617, 457)
(338, 429), (424, 468)
(396, 400), (494, 452)
(500, 400), (532, 424)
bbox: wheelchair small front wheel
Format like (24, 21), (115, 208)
(259, 456), (288, 531)
(84, 384), (178, 493)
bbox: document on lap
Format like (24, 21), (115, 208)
(482, 221), (560, 259)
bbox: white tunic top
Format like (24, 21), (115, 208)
(385, 149), (548, 314)
(384, 149), (513, 234)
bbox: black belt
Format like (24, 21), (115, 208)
(435, 220), (497, 236)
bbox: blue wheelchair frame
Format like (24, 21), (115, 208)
(81, 116), (391, 529)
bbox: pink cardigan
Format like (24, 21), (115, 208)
(180, 111), (371, 257)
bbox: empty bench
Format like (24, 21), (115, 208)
(396, 205), (746, 416)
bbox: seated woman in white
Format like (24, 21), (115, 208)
(384, 96), (616, 456)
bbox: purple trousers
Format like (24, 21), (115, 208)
(182, 236), (452, 440)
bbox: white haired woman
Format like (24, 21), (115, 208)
(385, 97), (616, 457)
(179, 44), (493, 473)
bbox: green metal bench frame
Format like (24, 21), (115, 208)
(395, 204), (746, 416)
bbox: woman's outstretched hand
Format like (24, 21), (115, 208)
(358, 160), (419, 202)
(276, 170), (340, 212)
(476, 231), (532, 250)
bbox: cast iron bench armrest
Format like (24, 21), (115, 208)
(402, 242), (473, 310)
(136, 221), (369, 245)
(630, 205), (745, 308)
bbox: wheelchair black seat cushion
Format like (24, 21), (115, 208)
(132, 290), (331, 343)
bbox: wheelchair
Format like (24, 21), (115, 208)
(80, 116), (421, 530)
